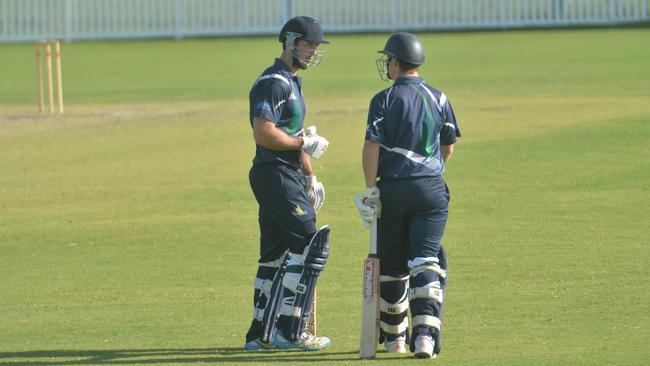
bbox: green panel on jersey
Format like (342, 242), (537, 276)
(409, 83), (435, 157)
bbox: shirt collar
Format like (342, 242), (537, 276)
(273, 58), (291, 73)
(274, 58), (295, 76)
(394, 76), (424, 85)
(273, 58), (302, 85)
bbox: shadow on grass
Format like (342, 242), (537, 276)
(0, 347), (367, 364)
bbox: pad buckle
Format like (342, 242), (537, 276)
(296, 284), (307, 294)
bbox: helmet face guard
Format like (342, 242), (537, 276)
(375, 52), (393, 81)
(284, 32), (325, 70)
(285, 31), (325, 69)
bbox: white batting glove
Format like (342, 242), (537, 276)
(302, 125), (329, 159)
(355, 196), (374, 228)
(306, 175), (325, 213)
(305, 126), (318, 137)
(355, 186), (381, 228)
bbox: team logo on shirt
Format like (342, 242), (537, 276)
(292, 204), (305, 216)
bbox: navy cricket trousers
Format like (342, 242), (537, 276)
(249, 163), (316, 262)
(376, 175), (450, 276)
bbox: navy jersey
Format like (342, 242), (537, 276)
(249, 58), (306, 169)
(365, 77), (461, 179)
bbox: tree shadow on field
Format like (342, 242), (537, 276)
(0, 347), (367, 365)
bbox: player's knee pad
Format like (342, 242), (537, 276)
(379, 275), (409, 342)
(277, 225), (330, 340)
(250, 252), (290, 343)
(408, 257), (446, 334)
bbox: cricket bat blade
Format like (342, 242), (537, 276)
(359, 219), (380, 359)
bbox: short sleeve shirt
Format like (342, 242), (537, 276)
(249, 58), (306, 169)
(365, 77), (460, 179)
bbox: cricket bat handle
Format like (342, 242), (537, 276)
(369, 218), (377, 254)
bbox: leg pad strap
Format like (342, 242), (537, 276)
(413, 315), (441, 330)
(408, 281), (443, 304)
(380, 317), (409, 334)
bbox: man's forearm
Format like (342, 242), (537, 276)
(441, 144), (454, 163)
(253, 117), (303, 151)
(300, 151), (314, 176)
(362, 140), (380, 187)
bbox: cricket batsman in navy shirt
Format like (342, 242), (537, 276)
(355, 32), (461, 359)
(244, 16), (332, 351)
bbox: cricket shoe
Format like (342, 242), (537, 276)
(384, 336), (407, 354)
(271, 330), (331, 351)
(414, 335), (437, 359)
(244, 338), (275, 351)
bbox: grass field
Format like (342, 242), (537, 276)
(1, 28), (649, 365)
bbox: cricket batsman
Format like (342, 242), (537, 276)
(243, 16), (332, 351)
(355, 32), (461, 358)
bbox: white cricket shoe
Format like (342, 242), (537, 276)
(414, 334), (436, 359)
(384, 336), (407, 353)
(271, 330), (331, 351)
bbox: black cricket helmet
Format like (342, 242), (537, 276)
(379, 32), (425, 65)
(376, 32), (424, 81)
(278, 16), (328, 68)
(279, 16), (329, 46)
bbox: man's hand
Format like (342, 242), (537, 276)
(355, 186), (381, 228)
(302, 126), (329, 159)
(306, 175), (325, 213)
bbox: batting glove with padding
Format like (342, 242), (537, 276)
(355, 186), (381, 228)
(302, 125), (329, 159)
(306, 175), (325, 213)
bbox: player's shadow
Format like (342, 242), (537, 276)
(0, 347), (364, 364)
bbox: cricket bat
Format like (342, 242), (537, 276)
(359, 218), (380, 359)
(307, 289), (317, 335)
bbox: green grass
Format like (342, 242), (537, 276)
(1, 28), (649, 365)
